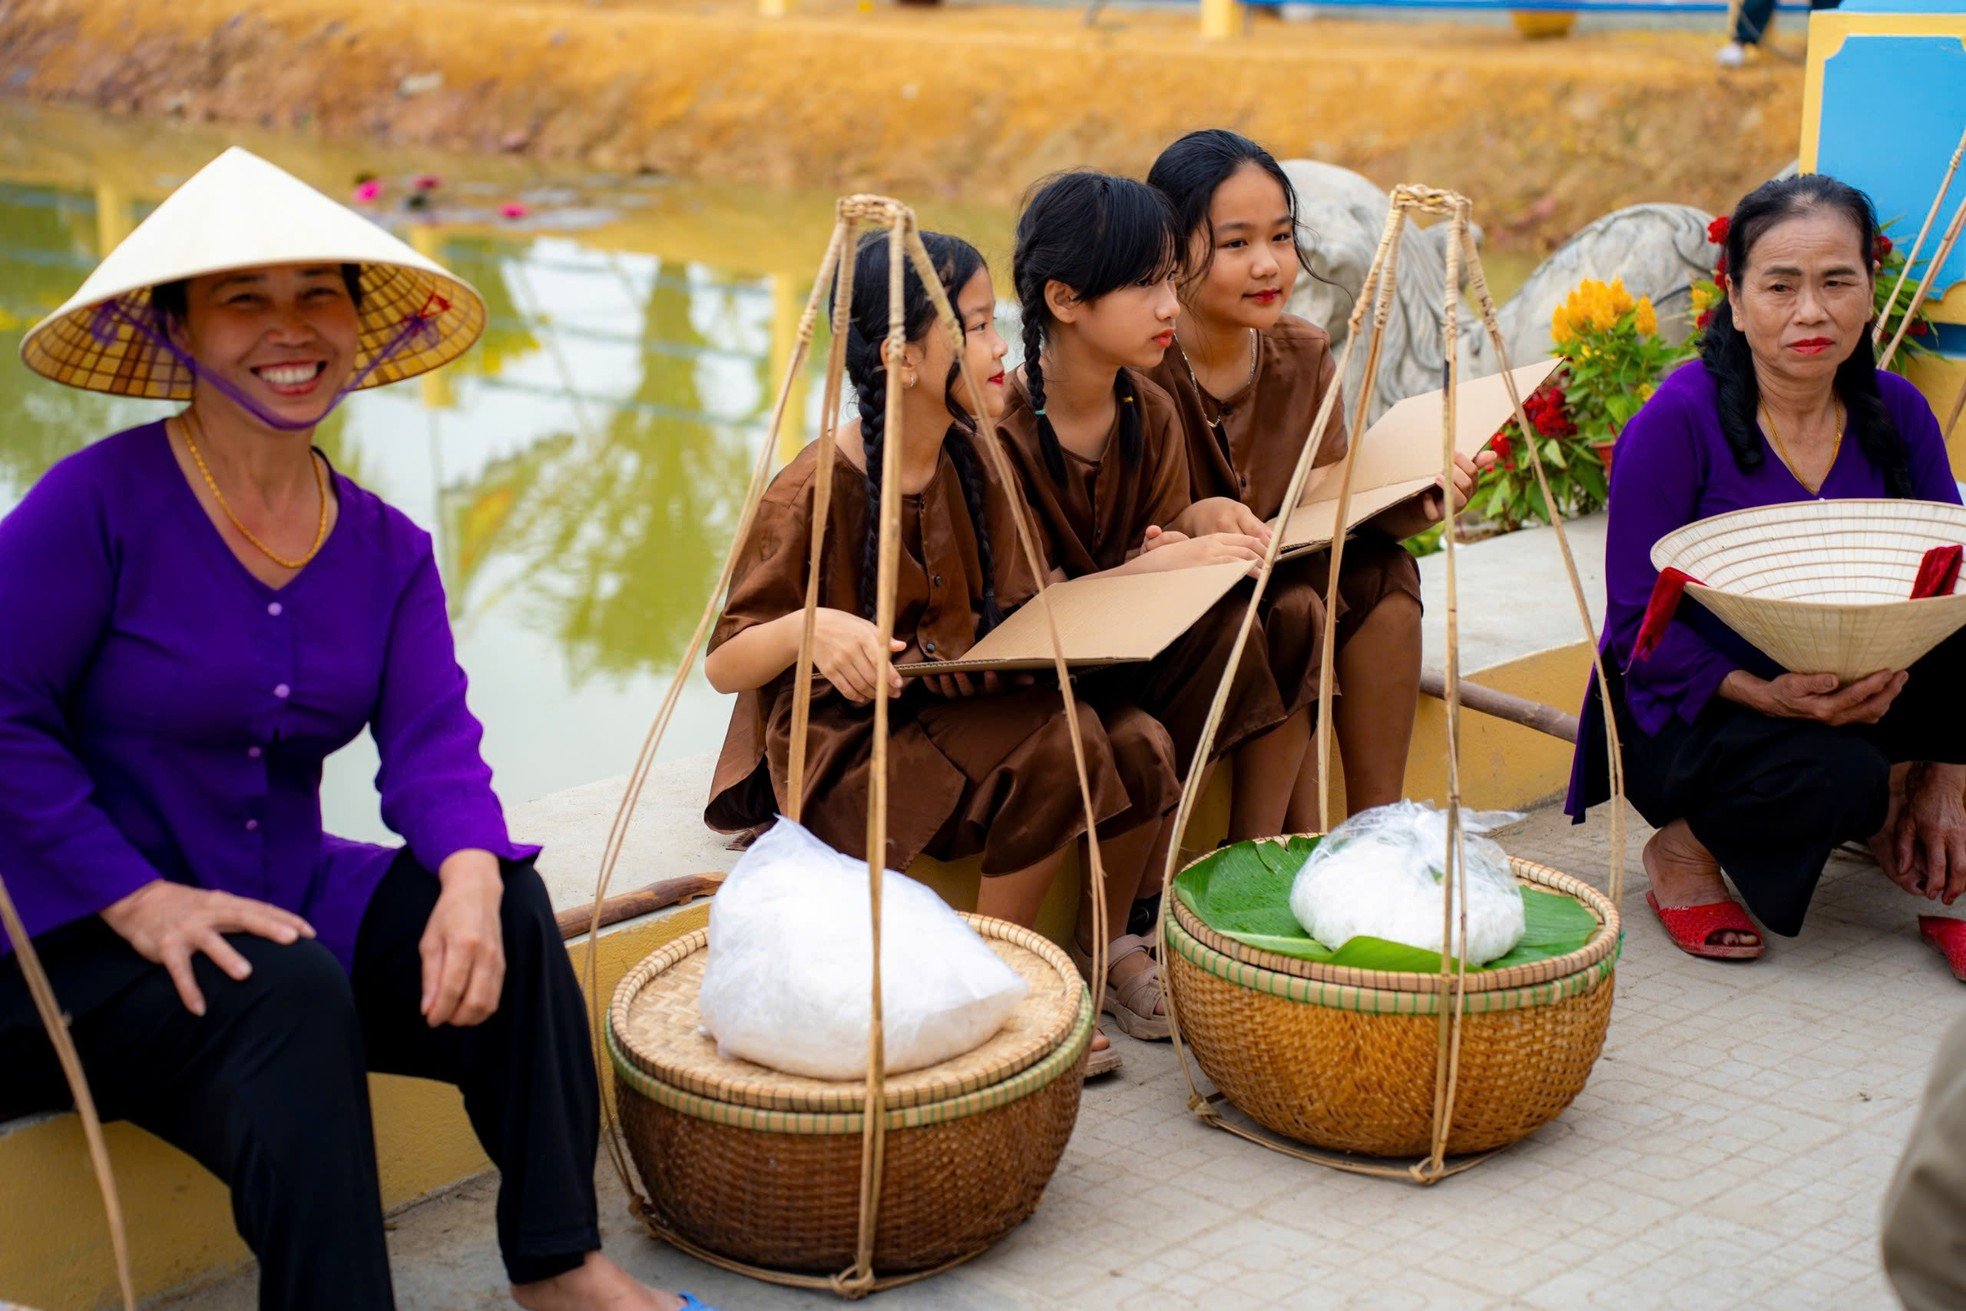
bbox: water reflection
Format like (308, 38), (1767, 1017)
(0, 116), (887, 841)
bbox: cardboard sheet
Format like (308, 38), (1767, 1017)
(1275, 357), (1563, 557)
(897, 561), (1249, 675)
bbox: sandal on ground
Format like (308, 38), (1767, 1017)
(1919, 916), (1966, 982)
(1645, 891), (1764, 960)
(1070, 934), (1170, 1041)
(1086, 1027), (1122, 1078)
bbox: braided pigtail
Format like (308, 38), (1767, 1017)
(846, 327), (888, 621)
(1020, 312), (1066, 481)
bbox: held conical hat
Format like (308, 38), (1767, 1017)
(1651, 498), (1966, 681)
(20, 146), (485, 398)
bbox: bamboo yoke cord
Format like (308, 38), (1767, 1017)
(0, 870), (137, 1310)
(585, 196), (1112, 1298)
(1150, 183), (1627, 1186)
(1880, 188), (1966, 374)
(1877, 125), (1966, 366)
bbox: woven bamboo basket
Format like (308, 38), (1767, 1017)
(1652, 498), (1966, 681)
(608, 916), (1092, 1274)
(1165, 856), (1620, 1159)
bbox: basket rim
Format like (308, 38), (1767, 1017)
(607, 989), (1093, 1136)
(608, 914), (1086, 1113)
(1171, 849), (1621, 993)
(1165, 913), (1619, 1015)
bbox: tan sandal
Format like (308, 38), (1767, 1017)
(1071, 934), (1170, 1042)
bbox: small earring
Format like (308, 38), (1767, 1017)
(904, 373), (916, 389)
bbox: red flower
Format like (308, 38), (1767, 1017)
(1714, 252), (1729, 280)
(1875, 233), (1894, 259)
(1489, 431), (1513, 458)
(1696, 307), (1715, 329)
(1911, 320), (1930, 337)
(1707, 215), (1731, 246)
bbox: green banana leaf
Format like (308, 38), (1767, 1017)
(1172, 837), (1601, 972)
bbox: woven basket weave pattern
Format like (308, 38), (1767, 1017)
(1165, 860), (1620, 1157)
(614, 1016), (1090, 1273)
(1652, 499), (1966, 680)
(609, 916), (1092, 1274)
(1173, 856), (1620, 995)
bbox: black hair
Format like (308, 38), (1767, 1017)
(840, 229), (1003, 633)
(150, 263), (366, 326)
(1699, 174), (1911, 496)
(1012, 171), (1180, 482)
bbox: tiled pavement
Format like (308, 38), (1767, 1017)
(153, 800), (1962, 1309)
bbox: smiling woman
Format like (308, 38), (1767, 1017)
(0, 148), (704, 1311)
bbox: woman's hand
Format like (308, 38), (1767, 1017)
(99, 881), (316, 1017)
(1735, 669), (1908, 726)
(1364, 451), (1490, 539)
(1129, 532), (1266, 577)
(923, 670), (1018, 699)
(811, 608), (905, 704)
(1890, 764), (1966, 904)
(421, 850), (505, 1028)
(1174, 497), (1273, 543)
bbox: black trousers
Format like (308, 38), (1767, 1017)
(0, 854), (601, 1308)
(1733, 0), (1839, 44)
(1615, 631), (1966, 938)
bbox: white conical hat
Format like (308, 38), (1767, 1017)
(1652, 498), (1966, 681)
(20, 146), (484, 398)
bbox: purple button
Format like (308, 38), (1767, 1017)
(267, 601), (284, 617)
(247, 745), (263, 760)
(245, 819), (259, 833)
(273, 684), (290, 699)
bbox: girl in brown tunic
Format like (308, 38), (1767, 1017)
(704, 231), (1179, 1073)
(999, 172), (1334, 1037)
(1001, 172), (1324, 835)
(1145, 129), (1491, 825)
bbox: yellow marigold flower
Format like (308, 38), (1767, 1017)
(1638, 382), (1655, 401)
(1690, 283), (1715, 312)
(1634, 297), (1658, 338)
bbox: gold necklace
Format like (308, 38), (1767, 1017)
(179, 411), (330, 572)
(1759, 400), (1843, 496)
(1178, 328), (1258, 435)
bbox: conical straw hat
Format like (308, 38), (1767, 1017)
(20, 146), (485, 399)
(1651, 498), (1966, 681)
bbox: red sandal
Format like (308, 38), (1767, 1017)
(1919, 916), (1966, 982)
(1645, 891), (1764, 960)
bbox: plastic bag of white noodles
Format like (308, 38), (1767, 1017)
(1288, 801), (1527, 965)
(696, 817), (1029, 1079)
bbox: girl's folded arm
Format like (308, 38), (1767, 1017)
(704, 613), (802, 693)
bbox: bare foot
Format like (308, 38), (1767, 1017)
(512, 1252), (685, 1311)
(1644, 821), (1758, 950)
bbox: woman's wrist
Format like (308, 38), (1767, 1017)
(437, 848), (501, 890)
(1717, 669), (1771, 713)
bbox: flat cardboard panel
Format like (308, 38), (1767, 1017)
(1276, 358), (1562, 556)
(898, 561), (1249, 675)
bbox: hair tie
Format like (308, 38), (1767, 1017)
(1033, 407), (1046, 417)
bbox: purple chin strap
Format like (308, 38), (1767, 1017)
(87, 288), (451, 432)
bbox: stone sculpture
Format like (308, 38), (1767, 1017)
(1281, 159), (1714, 422)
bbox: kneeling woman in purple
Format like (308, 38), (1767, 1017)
(0, 151), (703, 1311)
(1568, 175), (1966, 967)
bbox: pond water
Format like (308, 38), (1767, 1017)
(0, 101), (1013, 841)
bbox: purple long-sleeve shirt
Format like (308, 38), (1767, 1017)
(0, 421), (536, 967)
(1566, 361), (1961, 818)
